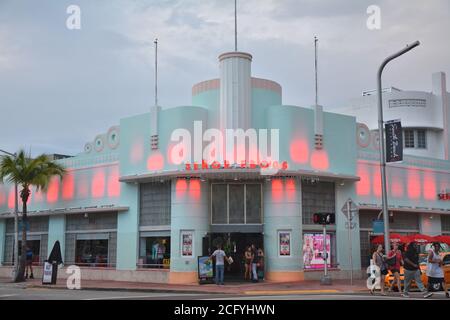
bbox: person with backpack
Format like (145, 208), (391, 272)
(402, 241), (433, 298)
(387, 242), (403, 294)
(371, 244), (388, 295)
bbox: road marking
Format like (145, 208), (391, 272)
(0, 294), (18, 298)
(244, 289), (340, 295)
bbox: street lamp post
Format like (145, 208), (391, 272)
(0, 149), (19, 279)
(377, 41), (420, 252)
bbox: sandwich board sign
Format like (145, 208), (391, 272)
(42, 262), (53, 284)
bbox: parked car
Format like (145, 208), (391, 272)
(385, 253), (450, 291)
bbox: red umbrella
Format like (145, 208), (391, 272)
(433, 235), (450, 245)
(407, 234), (435, 244)
(371, 233), (409, 245)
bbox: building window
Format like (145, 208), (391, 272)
(140, 182), (171, 226)
(403, 129), (427, 149)
(211, 183), (262, 224)
(302, 181), (335, 225)
(75, 239), (109, 267)
(138, 236), (170, 268)
(417, 130), (426, 149)
(18, 240), (41, 265)
(404, 129), (415, 148)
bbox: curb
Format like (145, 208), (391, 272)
(27, 284), (231, 295)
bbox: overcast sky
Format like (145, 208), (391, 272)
(0, 0), (449, 156)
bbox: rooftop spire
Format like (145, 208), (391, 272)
(234, 0), (238, 51)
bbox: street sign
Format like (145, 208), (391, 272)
(341, 198), (358, 221)
(372, 219), (384, 234)
(385, 119), (403, 163)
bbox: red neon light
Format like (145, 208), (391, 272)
(8, 186), (15, 209)
(310, 149), (329, 171)
(107, 166), (121, 198)
(271, 179), (283, 202)
(356, 164), (371, 196)
(286, 178), (296, 201)
(91, 170), (105, 198)
(62, 172), (75, 200)
(147, 152), (164, 171)
(290, 139), (309, 164)
(372, 166), (381, 198)
(423, 171), (436, 201)
(175, 179), (187, 198)
(0, 187), (5, 206)
(189, 179), (201, 200)
(46, 177), (60, 203)
(407, 171), (421, 200)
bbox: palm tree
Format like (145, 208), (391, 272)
(0, 150), (65, 282)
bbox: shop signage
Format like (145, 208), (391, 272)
(385, 119), (403, 163)
(197, 256), (214, 283)
(372, 219), (384, 234)
(438, 192), (450, 200)
(42, 262), (53, 284)
(185, 160), (288, 171)
(278, 231), (291, 256)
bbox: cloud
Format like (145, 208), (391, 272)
(0, 0), (448, 156)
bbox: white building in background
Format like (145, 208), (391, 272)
(339, 72), (450, 160)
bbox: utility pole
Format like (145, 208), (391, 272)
(377, 41), (420, 252)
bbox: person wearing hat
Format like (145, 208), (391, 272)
(402, 241), (433, 298)
(427, 242), (449, 298)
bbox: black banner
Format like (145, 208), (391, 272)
(385, 120), (403, 163)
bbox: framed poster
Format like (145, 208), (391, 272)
(303, 233), (331, 269)
(278, 231), (291, 256)
(181, 231), (193, 257)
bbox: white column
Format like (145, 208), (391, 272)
(219, 52), (252, 131)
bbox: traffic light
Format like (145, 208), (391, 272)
(313, 213), (335, 225)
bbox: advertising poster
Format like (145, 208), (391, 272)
(303, 233), (331, 269)
(181, 231), (193, 257)
(279, 231), (291, 256)
(198, 256), (214, 281)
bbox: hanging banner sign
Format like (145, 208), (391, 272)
(385, 120), (403, 163)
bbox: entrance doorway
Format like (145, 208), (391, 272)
(203, 233), (263, 281)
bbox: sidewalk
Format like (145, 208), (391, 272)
(0, 277), (368, 295)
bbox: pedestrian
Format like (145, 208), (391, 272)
(387, 242), (403, 294)
(250, 244), (258, 282)
(426, 242), (449, 298)
(402, 241), (433, 298)
(25, 246), (34, 279)
(210, 244), (228, 285)
(244, 246), (253, 281)
(370, 244), (388, 295)
(257, 248), (265, 281)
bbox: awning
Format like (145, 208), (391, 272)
(0, 205), (130, 220)
(358, 204), (450, 215)
(119, 169), (360, 184)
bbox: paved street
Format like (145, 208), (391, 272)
(0, 285), (448, 300)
